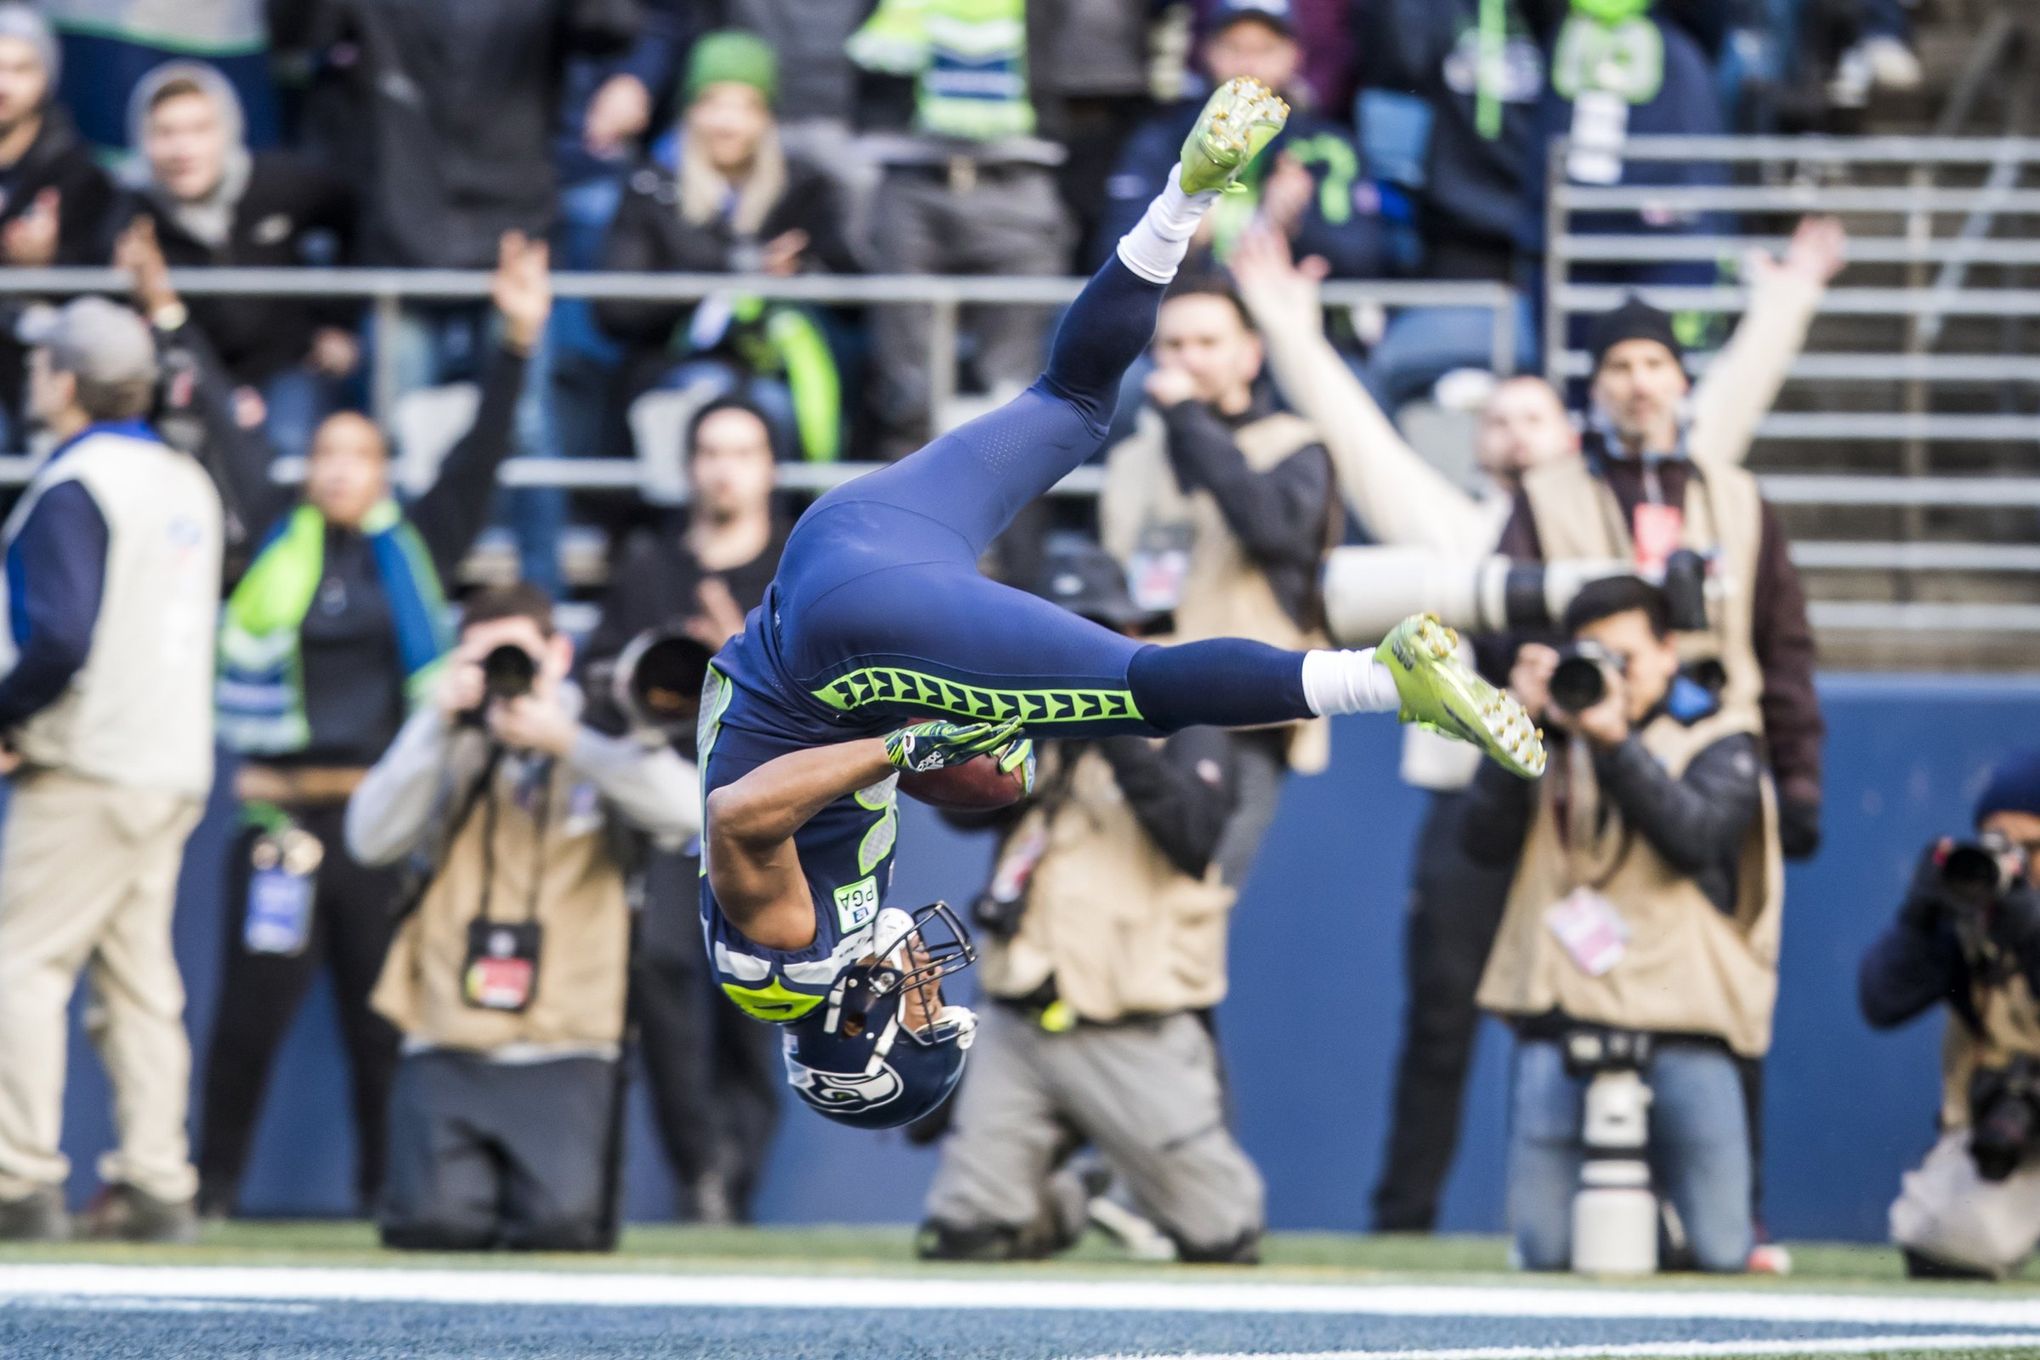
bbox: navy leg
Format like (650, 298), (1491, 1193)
(818, 257), (1165, 556)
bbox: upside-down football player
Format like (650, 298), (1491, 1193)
(699, 79), (1545, 1130)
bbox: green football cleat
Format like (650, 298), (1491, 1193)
(1376, 613), (1546, 779)
(1178, 76), (1290, 197)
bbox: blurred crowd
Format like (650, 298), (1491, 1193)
(8, 0), (2040, 1291)
(0, 0), (1931, 588)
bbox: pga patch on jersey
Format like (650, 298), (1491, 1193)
(834, 875), (880, 934)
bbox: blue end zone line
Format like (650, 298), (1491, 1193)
(1078, 1340), (2040, 1360)
(0, 1266), (2037, 1333)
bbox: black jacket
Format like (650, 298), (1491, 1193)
(0, 105), (123, 266)
(581, 515), (787, 756)
(1155, 389), (1335, 633)
(1861, 849), (2040, 1033)
(315, 0), (639, 267)
(592, 152), (860, 357)
(1461, 715), (1763, 916)
(135, 153), (358, 386)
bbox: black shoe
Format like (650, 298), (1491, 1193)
(81, 1183), (198, 1244)
(0, 1186), (70, 1241)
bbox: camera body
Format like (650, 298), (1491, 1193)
(1942, 832), (2032, 912)
(459, 644), (538, 726)
(1549, 641), (1619, 715)
(1970, 1055), (2040, 1182)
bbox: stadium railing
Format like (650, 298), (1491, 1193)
(1546, 135), (2040, 653)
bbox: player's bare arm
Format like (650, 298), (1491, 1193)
(706, 718), (1027, 949)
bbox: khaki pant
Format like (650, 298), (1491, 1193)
(1891, 1128), (2040, 1279)
(0, 770), (202, 1202)
(923, 1003), (1264, 1259)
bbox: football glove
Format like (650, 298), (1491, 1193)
(884, 717), (1025, 774)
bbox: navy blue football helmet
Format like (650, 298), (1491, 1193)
(782, 901), (977, 1130)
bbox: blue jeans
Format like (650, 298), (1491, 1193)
(1505, 1036), (1753, 1273)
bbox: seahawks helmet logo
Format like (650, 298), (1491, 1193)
(786, 1060), (903, 1113)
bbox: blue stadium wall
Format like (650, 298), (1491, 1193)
(44, 674), (2040, 1242)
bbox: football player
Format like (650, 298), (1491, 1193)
(699, 78), (1544, 1130)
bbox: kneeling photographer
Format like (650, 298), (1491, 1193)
(1466, 577), (1782, 1274)
(345, 586), (698, 1251)
(917, 542), (1268, 1266)
(1863, 751), (2040, 1280)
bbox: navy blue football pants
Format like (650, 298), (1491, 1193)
(774, 257), (1316, 739)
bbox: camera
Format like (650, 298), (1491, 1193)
(1942, 832), (2030, 912)
(459, 644), (537, 726)
(1549, 642), (1619, 715)
(611, 628), (712, 738)
(1969, 1056), (2040, 1181)
(581, 628), (714, 741)
(1321, 547), (1712, 647)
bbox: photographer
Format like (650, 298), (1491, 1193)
(1466, 577), (1781, 1273)
(918, 542), (1266, 1266)
(345, 585), (698, 1252)
(1863, 751), (2040, 1280)
(582, 397), (787, 1223)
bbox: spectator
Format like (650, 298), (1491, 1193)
(1189, 0), (1361, 115)
(0, 297), (224, 1243)
(1099, 275), (1338, 781)
(308, 0), (636, 591)
(125, 61), (359, 461)
(1497, 285), (1829, 859)
(42, 0), (280, 151)
(0, 4), (125, 448)
(918, 542), (1264, 1265)
(1519, 0), (1732, 295)
(851, 0), (1076, 457)
(347, 584), (699, 1252)
(595, 31), (861, 464)
(1028, 0), (1161, 271)
(591, 4), (885, 226)
(1862, 751), (2040, 1281)
(1353, 0), (1545, 405)
(126, 228), (555, 1221)
(1467, 576), (1782, 1272)
(1097, 0), (1385, 278)
(582, 397), (788, 1222)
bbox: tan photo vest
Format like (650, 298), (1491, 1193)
(1940, 972), (2040, 1129)
(1477, 708), (1784, 1057)
(1519, 457), (1766, 734)
(372, 758), (631, 1053)
(1101, 408), (1339, 773)
(979, 742), (1236, 1021)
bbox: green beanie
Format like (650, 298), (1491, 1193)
(685, 30), (779, 107)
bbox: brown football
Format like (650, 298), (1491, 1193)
(896, 754), (1029, 811)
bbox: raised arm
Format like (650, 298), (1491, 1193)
(1689, 216), (1844, 466)
(407, 233), (550, 575)
(707, 718), (1024, 948)
(1230, 227), (1495, 556)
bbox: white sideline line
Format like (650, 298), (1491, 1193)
(0, 1266), (2039, 1332)
(1081, 1337), (2040, 1360)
